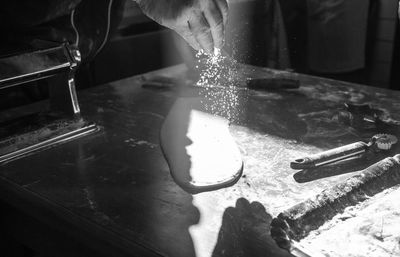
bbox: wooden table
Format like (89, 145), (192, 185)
(1, 64), (400, 257)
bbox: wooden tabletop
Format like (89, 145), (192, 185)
(1, 64), (400, 257)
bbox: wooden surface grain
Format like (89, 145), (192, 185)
(1, 64), (400, 257)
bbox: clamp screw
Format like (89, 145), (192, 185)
(71, 49), (82, 63)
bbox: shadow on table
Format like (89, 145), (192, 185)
(212, 198), (292, 257)
(293, 151), (394, 183)
(237, 76), (380, 149)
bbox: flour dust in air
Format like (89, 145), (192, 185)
(195, 48), (244, 123)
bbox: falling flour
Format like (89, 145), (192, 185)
(194, 49), (244, 122)
(301, 186), (400, 257)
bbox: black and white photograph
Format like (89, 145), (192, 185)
(0, 0), (400, 256)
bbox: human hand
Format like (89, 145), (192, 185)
(135, 0), (228, 54)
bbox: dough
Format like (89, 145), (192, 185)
(160, 97), (243, 193)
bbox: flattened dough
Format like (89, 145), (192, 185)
(160, 97), (243, 193)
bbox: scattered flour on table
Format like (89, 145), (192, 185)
(301, 186), (400, 257)
(124, 138), (157, 149)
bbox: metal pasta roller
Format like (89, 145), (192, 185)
(290, 134), (398, 170)
(0, 39), (99, 163)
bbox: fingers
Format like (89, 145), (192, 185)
(165, 0), (230, 54)
(214, 0), (229, 26)
(187, 0), (229, 54)
(203, 0), (225, 49)
(137, 0), (229, 54)
(177, 24), (202, 51)
(188, 12), (214, 54)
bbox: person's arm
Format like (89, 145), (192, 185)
(134, 0), (228, 54)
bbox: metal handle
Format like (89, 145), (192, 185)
(290, 141), (370, 170)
